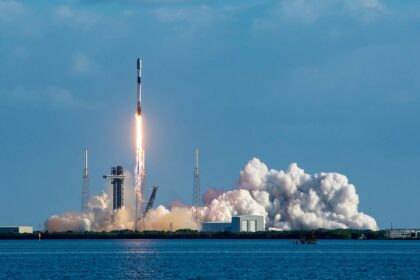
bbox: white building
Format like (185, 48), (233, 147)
(231, 215), (265, 233)
(0, 226), (33, 234)
(386, 229), (420, 239)
(202, 215), (265, 233)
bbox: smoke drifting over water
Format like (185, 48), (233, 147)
(46, 158), (377, 232)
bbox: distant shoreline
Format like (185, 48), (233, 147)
(0, 229), (405, 240)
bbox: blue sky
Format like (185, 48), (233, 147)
(1, 0), (419, 229)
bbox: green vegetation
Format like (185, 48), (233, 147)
(0, 229), (388, 240)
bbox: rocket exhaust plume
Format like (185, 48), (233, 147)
(45, 58), (198, 232)
(135, 58), (144, 230)
(45, 158), (377, 232)
(44, 60), (377, 233)
(135, 113), (144, 228)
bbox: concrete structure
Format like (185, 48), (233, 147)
(202, 215), (265, 233)
(202, 222), (232, 232)
(386, 229), (420, 239)
(0, 226), (33, 234)
(232, 215), (265, 233)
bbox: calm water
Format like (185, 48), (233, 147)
(0, 239), (419, 279)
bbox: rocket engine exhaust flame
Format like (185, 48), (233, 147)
(134, 58), (145, 230)
(44, 60), (378, 233)
(45, 158), (377, 232)
(135, 58), (144, 230)
(135, 113), (144, 229)
(45, 57), (199, 232)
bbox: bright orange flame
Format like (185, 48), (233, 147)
(135, 114), (143, 153)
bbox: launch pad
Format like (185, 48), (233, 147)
(78, 58), (196, 232)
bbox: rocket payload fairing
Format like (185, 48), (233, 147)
(137, 58), (142, 115)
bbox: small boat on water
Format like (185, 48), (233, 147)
(296, 232), (317, 244)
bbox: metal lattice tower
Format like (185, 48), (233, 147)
(193, 148), (201, 223)
(144, 186), (158, 217)
(81, 149), (89, 213)
(103, 166), (125, 210)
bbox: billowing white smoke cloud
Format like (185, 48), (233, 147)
(46, 174), (137, 232)
(45, 172), (198, 232)
(144, 206), (199, 231)
(201, 158), (378, 230)
(46, 158), (377, 232)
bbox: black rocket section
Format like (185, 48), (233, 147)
(137, 58), (142, 115)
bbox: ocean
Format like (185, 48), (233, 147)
(0, 239), (419, 279)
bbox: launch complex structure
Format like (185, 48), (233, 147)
(81, 58), (200, 231)
(103, 58), (151, 230)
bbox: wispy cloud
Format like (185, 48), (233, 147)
(269, 43), (420, 108)
(53, 5), (98, 30)
(151, 5), (224, 26)
(277, 0), (322, 25)
(149, 1), (259, 36)
(81, 0), (195, 4)
(71, 53), (100, 77)
(0, 0), (25, 24)
(344, 0), (386, 23)
(0, 0), (43, 37)
(47, 86), (84, 109)
(253, 0), (387, 30)
(6, 85), (86, 111)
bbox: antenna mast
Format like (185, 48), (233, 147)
(81, 148), (89, 213)
(193, 148), (201, 224)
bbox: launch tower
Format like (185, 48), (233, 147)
(81, 149), (89, 213)
(103, 166), (125, 210)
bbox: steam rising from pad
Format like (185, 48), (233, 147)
(45, 158), (377, 232)
(45, 58), (377, 232)
(204, 158), (377, 230)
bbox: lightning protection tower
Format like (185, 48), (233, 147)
(81, 149), (89, 213)
(193, 148), (201, 223)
